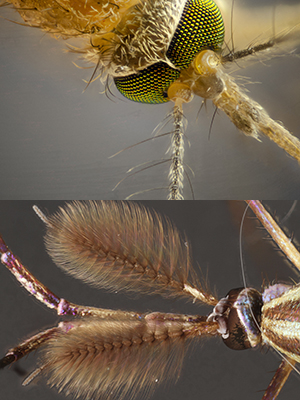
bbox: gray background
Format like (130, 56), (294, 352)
(0, 201), (300, 399)
(0, 0), (300, 199)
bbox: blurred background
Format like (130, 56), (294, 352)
(0, 200), (300, 399)
(0, 0), (300, 199)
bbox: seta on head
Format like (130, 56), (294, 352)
(11, 0), (224, 104)
(10, 0), (300, 200)
(112, 0), (225, 104)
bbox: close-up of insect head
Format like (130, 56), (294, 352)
(1, 200), (300, 400)
(0, 1), (300, 199)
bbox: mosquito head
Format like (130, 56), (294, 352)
(207, 287), (263, 350)
(222, 287), (263, 350)
(113, 0), (224, 104)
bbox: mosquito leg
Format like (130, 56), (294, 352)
(246, 200), (300, 272)
(0, 235), (137, 319)
(261, 358), (296, 400)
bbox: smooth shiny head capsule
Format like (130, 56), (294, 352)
(223, 287), (263, 350)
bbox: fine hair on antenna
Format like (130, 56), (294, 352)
(1, 201), (300, 400)
(1, 1), (300, 198)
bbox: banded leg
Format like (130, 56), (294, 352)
(0, 235), (139, 319)
(262, 358), (297, 400)
(0, 234), (141, 369)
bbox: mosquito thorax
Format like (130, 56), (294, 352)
(262, 283), (292, 303)
(208, 287), (263, 350)
(113, 0), (224, 103)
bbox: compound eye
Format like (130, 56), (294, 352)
(114, 0), (224, 103)
(223, 288), (263, 350)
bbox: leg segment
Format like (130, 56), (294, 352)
(246, 201), (300, 272)
(261, 358), (296, 400)
(0, 325), (63, 368)
(0, 235), (137, 319)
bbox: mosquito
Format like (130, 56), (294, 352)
(1, 200), (300, 400)
(0, 1), (300, 199)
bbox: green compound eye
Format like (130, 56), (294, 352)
(114, 0), (224, 104)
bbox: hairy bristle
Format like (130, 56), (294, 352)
(41, 315), (187, 400)
(44, 201), (214, 302)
